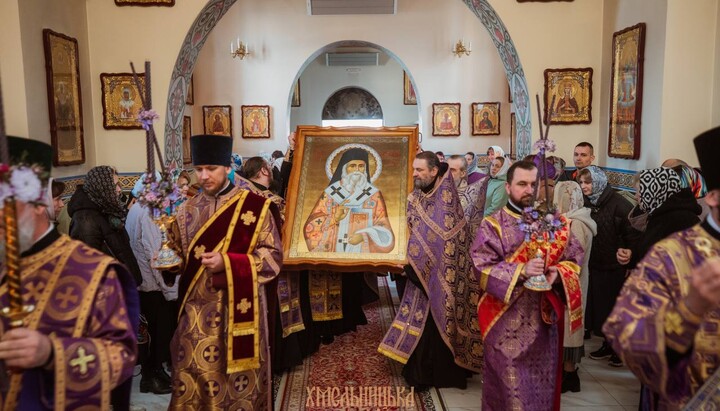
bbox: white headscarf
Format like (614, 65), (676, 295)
(489, 146), (506, 160)
(490, 156), (510, 178)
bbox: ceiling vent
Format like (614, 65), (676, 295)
(308, 0), (397, 15)
(326, 52), (379, 66)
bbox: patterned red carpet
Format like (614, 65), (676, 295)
(275, 276), (441, 410)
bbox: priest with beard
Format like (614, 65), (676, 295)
(471, 160), (584, 411)
(379, 151), (483, 390)
(303, 147), (392, 342)
(0, 137), (139, 410)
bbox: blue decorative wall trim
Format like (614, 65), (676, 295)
(56, 172), (143, 199)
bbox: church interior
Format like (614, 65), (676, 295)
(1, 0), (720, 410)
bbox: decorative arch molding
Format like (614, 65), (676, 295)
(163, 0), (532, 168)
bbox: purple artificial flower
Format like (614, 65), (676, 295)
(533, 138), (557, 155)
(138, 109), (160, 131)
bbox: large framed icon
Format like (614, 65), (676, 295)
(283, 126), (419, 272)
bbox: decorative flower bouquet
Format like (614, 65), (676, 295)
(521, 94), (566, 291)
(136, 171), (182, 219)
(133, 95), (183, 270)
(0, 164), (49, 204)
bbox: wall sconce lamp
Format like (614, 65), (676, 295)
(230, 38), (251, 60)
(452, 39), (472, 57)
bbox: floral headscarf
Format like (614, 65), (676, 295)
(554, 181), (585, 214)
(584, 165), (608, 205)
(674, 165), (707, 199)
(84, 166), (126, 221)
(638, 167), (682, 215)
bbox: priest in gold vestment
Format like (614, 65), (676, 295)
(604, 127), (720, 410)
(168, 135), (283, 410)
(0, 137), (139, 410)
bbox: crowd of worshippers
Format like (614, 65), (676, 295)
(1, 127), (718, 411)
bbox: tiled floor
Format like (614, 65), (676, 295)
(436, 336), (640, 411)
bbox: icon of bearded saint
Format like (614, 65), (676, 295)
(304, 146), (394, 254)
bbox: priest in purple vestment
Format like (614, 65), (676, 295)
(604, 126), (720, 410)
(0, 137), (139, 410)
(448, 154), (489, 237)
(379, 151), (483, 390)
(471, 160), (584, 411)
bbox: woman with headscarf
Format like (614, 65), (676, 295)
(673, 164), (709, 220)
(623, 167), (701, 268)
(67, 166), (142, 285)
(466, 152), (484, 184)
(483, 155), (510, 216)
(576, 165), (640, 367)
(554, 181), (597, 393)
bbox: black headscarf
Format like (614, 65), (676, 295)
(329, 148), (371, 185)
(84, 166), (127, 223)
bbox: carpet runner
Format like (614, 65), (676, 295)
(275, 276), (443, 410)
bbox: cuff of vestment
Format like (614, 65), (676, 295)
(664, 300), (703, 354)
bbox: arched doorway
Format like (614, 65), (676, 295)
(162, 0), (531, 168)
(286, 40), (420, 132)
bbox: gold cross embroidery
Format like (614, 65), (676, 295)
(69, 347), (96, 375)
(194, 245), (206, 259)
(237, 298), (252, 314)
(240, 211), (257, 226)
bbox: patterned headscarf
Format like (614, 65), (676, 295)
(584, 165), (608, 205)
(674, 165), (707, 199)
(638, 167), (682, 215)
(466, 153), (479, 174)
(84, 166), (126, 221)
(231, 153), (243, 173)
(554, 181), (585, 214)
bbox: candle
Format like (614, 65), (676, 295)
(4, 198), (21, 313)
(230, 42), (233, 54)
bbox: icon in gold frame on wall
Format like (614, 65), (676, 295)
(608, 23), (646, 160)
(510, 113), (517, 160)
(241, 105), (271, 139)
(186, 75), (194, 105)
(182, 116), (192, 166)
(43, 29), (85, 166)
(291, 80), (301, 107)
(471, 102), (501, 136)
(100, 72), (146, 130)
(403, 71), (417, 105)
(543, 67), (593, 125)
(432, 103), (460, 136)
(203, 105), (233, 137)
(115, 0), (174, 6)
